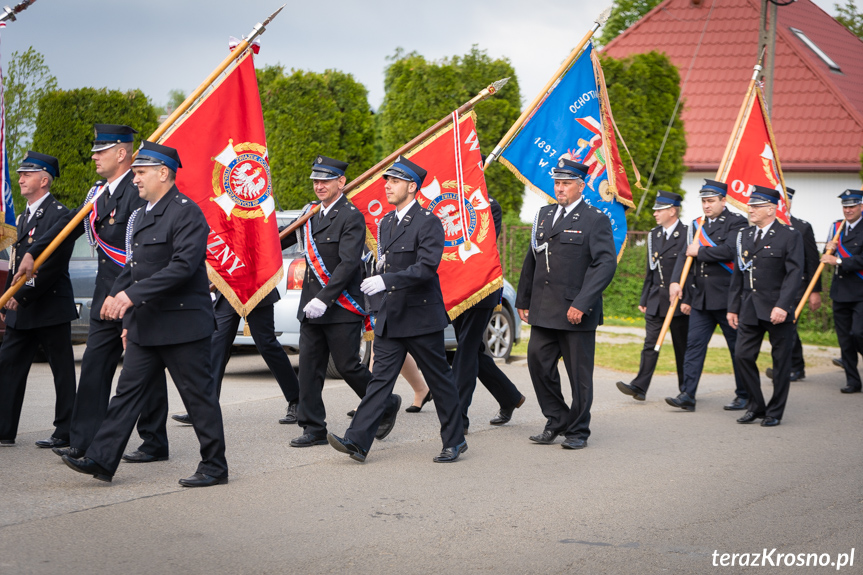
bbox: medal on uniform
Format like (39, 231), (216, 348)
(654, 252), (659, 258)
(27, 227), (35, 244)
(673, 231), (679, 238)
(744, 250), (748, 257)
(109, 208), (116, 225)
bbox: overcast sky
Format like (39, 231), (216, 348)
(0, 0), (841, 111)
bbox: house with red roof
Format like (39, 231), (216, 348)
(603, 0), (863, 238)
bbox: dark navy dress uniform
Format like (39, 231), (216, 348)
(620, 191), (689, 398)
(728, 187), (803, 424)
(26, 125), (168, 458)
(669, 180), (748, 409)
(29, 180), (169, 457)
(0, 154), (78, 445)
(209, 287), (299, 416)
(79, 146), (227, 481)
(788, 203), (821, 376)
(453, 195), (524, 431)
(280, 157), (398, 444)
(516, 160), (617, 445)
(828, 190), (863, 393)
(342, 200), (464, 455)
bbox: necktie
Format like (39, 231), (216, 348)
(553, 207), (563, 227)
(754, 229), (763, 247)
(24, 207), (31, 222)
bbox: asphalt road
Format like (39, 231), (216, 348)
(0, 342), (861, 574)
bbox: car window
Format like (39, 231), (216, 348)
(72, 235), (97, 260)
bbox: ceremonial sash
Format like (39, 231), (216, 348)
(831, 221), (863, 281)
(302, 206), (373, 336)
(85, 184), (128, 267)
(691, 217), (734, 274)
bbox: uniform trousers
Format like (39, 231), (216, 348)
(211, 296), (298, 401)
(630, 313), (688, 393)
(298, 320), (375, 438)
(86, 337), (227, 477)
(833, 300), (863, 391)
(527, 325), (594, 440)
(452, 306), (522, 429)
(681, 307), (747, 400)
(70, 317), (168, 455)
(346, 330), (464, 452)
(0, 323), (76, 442)
(735, 318), (795, 420)
(790, 329), (806, 373)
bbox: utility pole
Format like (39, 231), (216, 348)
(758, 0), (778, 115)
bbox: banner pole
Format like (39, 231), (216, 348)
(279, 78), (509, 240)
(0, 5), (285, 310)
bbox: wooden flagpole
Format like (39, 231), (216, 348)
(653, 58), (764, 352)
(0, 5), (285, 310)
(481, 7), (611, 170)
(278, 78), (510, 241)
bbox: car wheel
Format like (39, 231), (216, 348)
(326, 327), (372, 379)
(484, 307), (514, 360)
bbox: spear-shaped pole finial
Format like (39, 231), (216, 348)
(596, 7), (612, 26)
(0, 0), (37, 24)
(247, 3), (286, 44)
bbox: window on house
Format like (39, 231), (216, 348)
(789, 27), (841, 72)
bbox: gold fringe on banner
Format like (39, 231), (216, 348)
(0, 223), (15, 252)
(207, 263), (284, 319)
(447, 276), (503, 321)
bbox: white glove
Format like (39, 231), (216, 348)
(303, 298), (328, 319)
(360, 276), (386, 296)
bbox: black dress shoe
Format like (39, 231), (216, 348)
(53, 446), (85, 459)
(0, 439), (15, 446)
(290, 433), (328, 448)
(327, 433), (368, 462)
(529, 430), (560, 444)
(761, 416), (781, 427)
(179, 472), (228, 487)
(840, 385), (862, 394)
(665, 393), (696, 412)
(561, 437), (588, 450)
(737, 411), (764, 424)
(405, 390), (432, 413)
(723, 396), (748, 411)
(279, 401), (298, 424)
(62, 456), (112, 482)
(433, 440), (468, 463)
(172, 413), (192, 425)
(490, 394), (526, 425)
(790, 370), (805, 382)
(35, 436), (69, 449)
(122, 450), (168, 463)
(616, 381), (645, 401)
(833, 357), (844, 369)
(765, 367), (774, 379)
(346, 409), (356, 418)
(375, 394), (401, 440)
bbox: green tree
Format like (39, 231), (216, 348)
(158, 88), (187, 117)
(257, 66), (374, 209)
(31, 88), (159, 207)
(599, 51), (687, 231)
(597, 0), (663, 46)
(836, 0), (863, 38)
(3, 47), (57, 210)
(377, 46), (523, 216)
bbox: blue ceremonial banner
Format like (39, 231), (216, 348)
(500, 42), (636, 257)
(0, 28), (16, 251)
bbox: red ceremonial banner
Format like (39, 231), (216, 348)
(348, 111), (503, 319)
(719, 87), (790, 224)
(160, 51), (283, 315)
